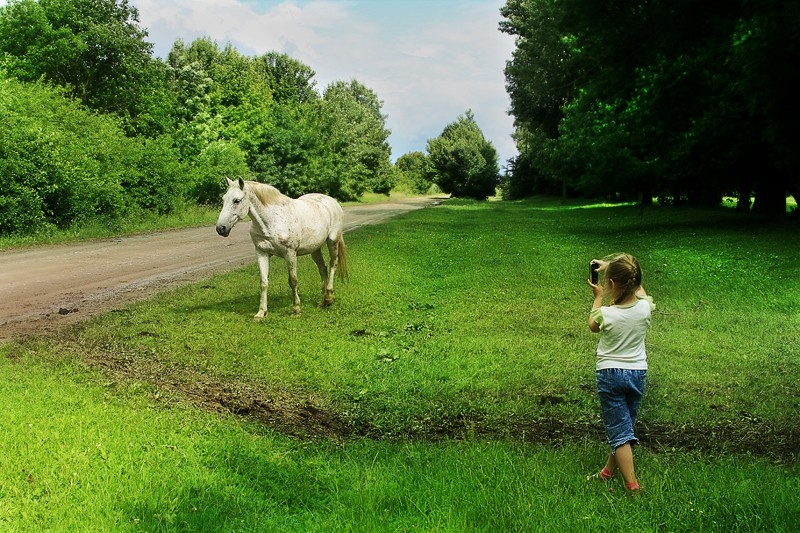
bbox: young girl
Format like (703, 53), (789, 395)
(587, 253), (654, 494)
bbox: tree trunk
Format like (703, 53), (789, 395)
(736, 183), (752, 212)
(751, 174), (786, 217)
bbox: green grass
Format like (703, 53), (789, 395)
(0, 204), (220, 250)
(1, 197), (799, 531)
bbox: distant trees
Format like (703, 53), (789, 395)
(500, 0), (800, 215)
(317, 80), (394, 199)
(395, 152), (434, 194)
(426, 111), (500, 200)
(162, 41), (397, 203)
(0, 0), (402, 236)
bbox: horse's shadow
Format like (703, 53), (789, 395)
(170, 282), (313, 318)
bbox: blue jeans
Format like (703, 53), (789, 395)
(596, 368), (647, 452)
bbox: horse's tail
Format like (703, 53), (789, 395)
(336, 235), (349, 282)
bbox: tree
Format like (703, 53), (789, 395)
(316, 80), (393, 199)
(165, 38), (219, 158)
(396, 151), (434, 194)
(426, 111), (499, 200)
(0, 75), (185, 235)
(499, 0), (583, 198)
(500, 0), (800, 214)
(256, 52), (318, 105)
(0, 0), (163, 134)
(248, 103), (326, 197)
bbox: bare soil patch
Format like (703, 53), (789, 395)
(77, 341), (799, 462)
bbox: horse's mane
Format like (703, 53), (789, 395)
(247, 181), (290, 206)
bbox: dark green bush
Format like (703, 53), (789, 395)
(121, 136), (187, 215)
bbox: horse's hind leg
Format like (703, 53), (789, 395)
(311, 249), (330, 307)
(321, 238), (339, 306)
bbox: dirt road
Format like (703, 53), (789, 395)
(0, 197), (440, 340)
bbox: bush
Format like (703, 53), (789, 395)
(121, 136), (187, 215)
(188, 141), (250, 205)
(426, 111), (500, 200)
(0, 77), (130, 233)
(0, 76), (194, 235)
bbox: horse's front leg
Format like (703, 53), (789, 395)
(255, 251), (271, 319)
(285, 251), (301, 316)
(311, 249), (330, 307)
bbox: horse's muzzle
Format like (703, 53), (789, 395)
(216, 225), (230, 237)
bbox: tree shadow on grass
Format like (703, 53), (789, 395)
(124, 446), (332, 530)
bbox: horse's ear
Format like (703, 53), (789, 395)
(238, 177), (245, 190)
(224, 176), (235, 188)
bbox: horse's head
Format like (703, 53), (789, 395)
(215, 177), (249, 237)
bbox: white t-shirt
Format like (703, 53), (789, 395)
(590, 296), (654, 370)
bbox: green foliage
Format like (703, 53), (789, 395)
(0, 0), (162, 134)
(500, 0), (800, 214)
(318, 80), (393, 199)
(189, 141), (251, 205)
(0, 75), (190, 235)
(0, 76), (126, 233)
(395, 151), (435, 194)
(120, 135), (187, 215)
(426, 110), (500, 199)
(256, 51), (318, 105)
(163, 38), (393, 202)
(0, 0), (492, 234)
(246, 103), (322, 196)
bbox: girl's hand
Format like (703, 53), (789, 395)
(592, 259), (609, 272)
(588, 278), (604, 299)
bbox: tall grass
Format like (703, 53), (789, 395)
(1, 197), (798, 531)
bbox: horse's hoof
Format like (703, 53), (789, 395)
(254, 311), (266, 320)
(292, 307), (302, 317)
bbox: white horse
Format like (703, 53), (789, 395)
(215, 177), (348, 318)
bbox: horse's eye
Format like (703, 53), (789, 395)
(233, 199), (241, 205)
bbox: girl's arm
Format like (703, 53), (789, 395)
(588, 279), (603, 332)
(636, 284), (656, 311)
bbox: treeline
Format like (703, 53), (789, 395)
(500, 0), (799, 215)
(0, 0), (500, 236)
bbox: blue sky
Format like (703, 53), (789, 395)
(131, 0), (517, 165)
(0, 0), (517, 165)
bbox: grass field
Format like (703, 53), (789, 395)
(1, 197), (798, 531)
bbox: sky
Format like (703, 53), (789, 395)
(127, 0), (518, 166)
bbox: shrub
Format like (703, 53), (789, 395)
(188, 141), (250, 205)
